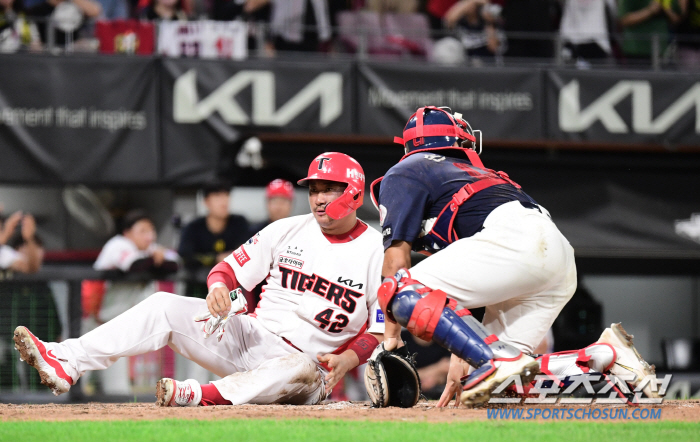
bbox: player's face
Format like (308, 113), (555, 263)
(267, 196), (292, 222)
(124, 219), (156, 251)
(205, 191), (230, 220)
(308, 179), (354, 233)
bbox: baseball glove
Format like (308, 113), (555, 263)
(364, 342), (421, 408)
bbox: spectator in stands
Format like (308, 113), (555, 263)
(249, 179), (295, 233)
(84, 209), (178, 396)
(676, 0), (700, 68)
(25, 0), (102, 46)
(212, 0), (269, 21)
(178, 180), (249, 277)
(139, 0), (187, 20)
(442, 0), (505, 60)
(618, 0), (680, 63)
(0, 208), (60, 392)
(0, 0), (41, 52)
(0, 210), (42, 273)
(559, 0), (617, 63)
(209, 0), (271, 53)
(500, 0), (560, 58)
(268, 0), (332, 52)
(94, 209), (179, 276)
(425, 0), (459, 31)
(95, 0), (128, 20)
(367, 0), (418, 14)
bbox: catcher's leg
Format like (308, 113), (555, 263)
(378, 269), (539, 405)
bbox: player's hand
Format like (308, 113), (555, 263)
(20, 214), (36, 242)
(381, 321), (404, 351)
(437, 354), (468, 408)
(152, 247), (165, 266)
(0, 211), (22, 245)
(196, 288), (248, 340)
(207, 284), (232, 317)
(317, 351), (359, 393)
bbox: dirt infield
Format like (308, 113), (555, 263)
(1, 400), (699, 422)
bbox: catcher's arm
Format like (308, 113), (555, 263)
(317, 332), (384, 393)
(381, 241), (412, 351)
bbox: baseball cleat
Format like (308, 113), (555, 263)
(13, 326), (76, 396)
(597, 323), (658, 398)
(156, 378), (202, 407)
(460, 354), (539, 406)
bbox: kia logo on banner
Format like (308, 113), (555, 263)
(173, 69), (343, 127)
(559, 80), (700, 134)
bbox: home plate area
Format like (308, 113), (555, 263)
(1, 400), (699, 422)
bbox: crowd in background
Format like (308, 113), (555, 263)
(1, 0), (699, 67)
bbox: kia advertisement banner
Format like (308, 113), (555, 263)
(0, 55), (159, 185)
(356, 62), (544, 141)
(546, 69), (700, 146)
(159, 58), (354, 183)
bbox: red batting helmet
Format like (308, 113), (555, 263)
(297, 152), (365, 220)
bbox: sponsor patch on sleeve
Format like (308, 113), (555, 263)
(233, 246), (251, 267)
(376, 309), (385, 323)
(246, 233), (260, 245)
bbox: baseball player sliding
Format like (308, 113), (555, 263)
(13, 152), (386, 406)
(373, 106), (655, 406)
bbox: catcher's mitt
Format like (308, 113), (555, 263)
(364, 342), (421, 408)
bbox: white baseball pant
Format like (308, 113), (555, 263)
(54, 292), (326, 405)
(409, 201), (577, 354)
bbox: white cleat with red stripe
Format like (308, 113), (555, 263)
(13, 326), (77, 396)
(156, 378), (202, 407)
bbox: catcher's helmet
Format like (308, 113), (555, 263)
(298, 152), (365, 220)
(394, 106), (477, 156)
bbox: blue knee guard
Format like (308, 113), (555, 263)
(392, 290), (494, 368)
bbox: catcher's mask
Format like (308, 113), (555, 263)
(394, 106), (482, 157)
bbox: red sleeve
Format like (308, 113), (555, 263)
(206, 261), (239, 291)
(348, 333), (380, 365)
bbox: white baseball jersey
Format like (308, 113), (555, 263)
(94, 235), (179, 271)
(224, 214), (386, 359)
(0, 244), (20, 269)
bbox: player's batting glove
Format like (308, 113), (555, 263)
(194, 288), (248, 341)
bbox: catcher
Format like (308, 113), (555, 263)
(364, 106), (657, 407)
